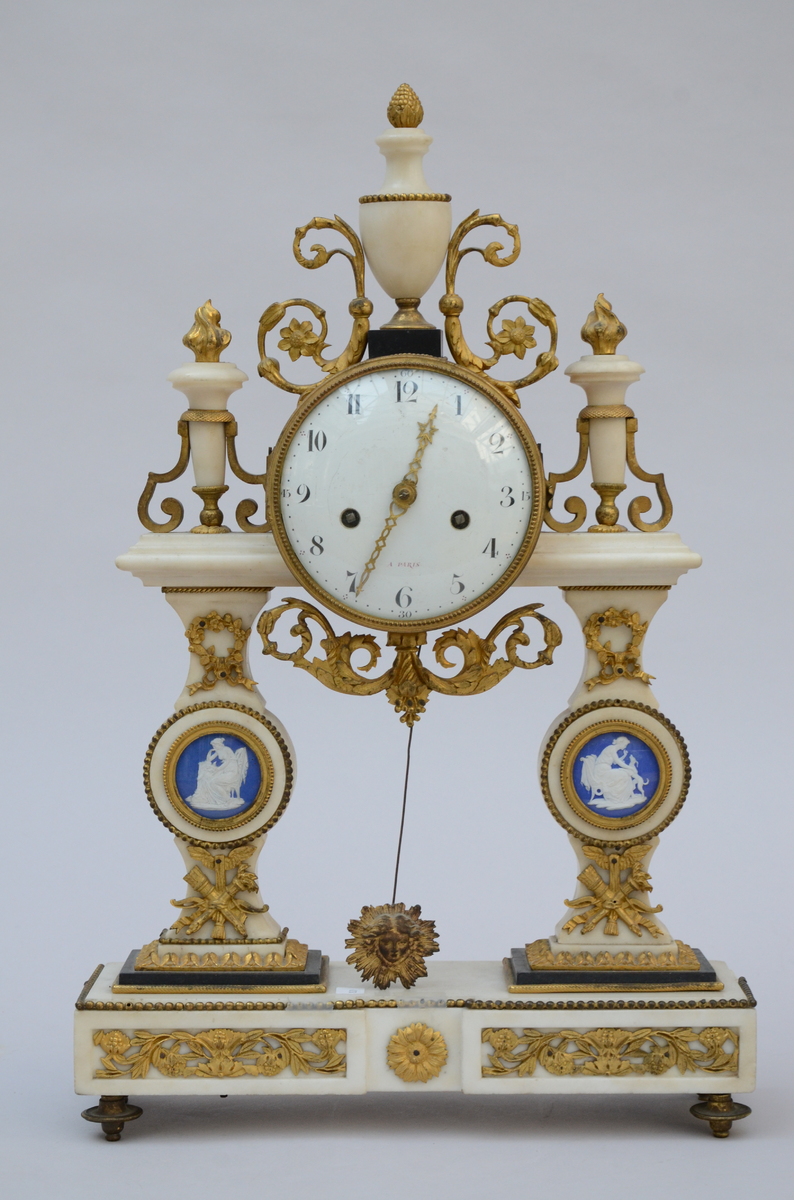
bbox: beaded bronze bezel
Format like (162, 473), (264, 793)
(144, 702), (293, 849)
(540, 700), (690, 848)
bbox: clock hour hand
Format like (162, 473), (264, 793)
(357, 405), (438, 595)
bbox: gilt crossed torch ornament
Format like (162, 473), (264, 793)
(562, 844), (665, 939)
(170, 845), (265, 939)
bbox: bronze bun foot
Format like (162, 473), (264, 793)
(690, 1093), (751, 1138)
(81, 1094), (143, 1141)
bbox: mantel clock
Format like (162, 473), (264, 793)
(75, 84), (755, 1145)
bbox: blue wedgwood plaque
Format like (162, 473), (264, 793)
(573, 730), (660, 820)
(174, 732), (262, 821)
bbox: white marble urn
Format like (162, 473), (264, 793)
(358, 87), (451, 326)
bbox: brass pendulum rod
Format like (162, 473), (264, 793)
(391, 724), (415, 904)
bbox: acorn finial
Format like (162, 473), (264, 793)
(581, 294), (627, 355)
(182, 299), (232, 362)
(387, 84), (424, 128)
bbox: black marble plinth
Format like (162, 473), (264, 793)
(508, 947), (718, 989)
(116, 948), (324, 990)
(367, 328), (443, 358)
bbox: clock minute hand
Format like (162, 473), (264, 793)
(357, 405), (439, 596)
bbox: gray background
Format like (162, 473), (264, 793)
(2, 0), (792, 1195)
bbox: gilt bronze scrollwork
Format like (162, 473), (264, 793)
(257, 215), (372, 397)
(542, 411), (673, 533)
(625, 417), (673, 531)
(137, 414), (271, 534)
(224, 419), (270, 532)
(439, 210), (559, 407)
(258, 598), (562, 725)
(543, 417), (590, 532)
(543, 294), (673, 531)
(137, 419), (191, 532)
(137, 300), (272, 532)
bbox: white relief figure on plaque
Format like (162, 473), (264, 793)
(578, 736), (650, 813)
(172, 729), (264, 822)
(185, 738), (249, 811)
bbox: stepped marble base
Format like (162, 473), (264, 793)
(75, 959), (756, 1140)
(507, 946), (719, 990)
(115, 948), (326, 991)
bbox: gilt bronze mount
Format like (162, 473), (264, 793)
(258, 597), (562, 725)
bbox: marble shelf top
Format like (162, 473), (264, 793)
(117, 531), (701, 590)
(77, 959), (753, 1013)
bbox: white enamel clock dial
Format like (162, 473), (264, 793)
(267, 356), (544, 631)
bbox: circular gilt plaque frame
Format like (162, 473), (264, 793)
(163, 720), (275, 832)
(560, 719), (671, 831)
(144, 701), (293, 848)
(540, 700), (690, 848)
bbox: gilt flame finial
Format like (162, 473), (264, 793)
(183, 299), (232, 362)
(581, 294), (627, 355)
(585, 294), (628, 352)
(387, 84), (424, 128)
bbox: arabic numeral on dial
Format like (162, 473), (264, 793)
(296, 484), (310, 503)
(500, 486), (515, 507)
(395, 586), (413, 608)
(482, 537), (497, 558)
(346, 570), (358, 594)
(522, 490), (532, 500)
(450, 574), (465, 595)
(280, 488), (291, 498)
(396, 380), (418, 403)
(307, 429), (326, 451)
(489, 431), (505, 454)
(310, 535), (324, 556)
(346, 394), (361, 414)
